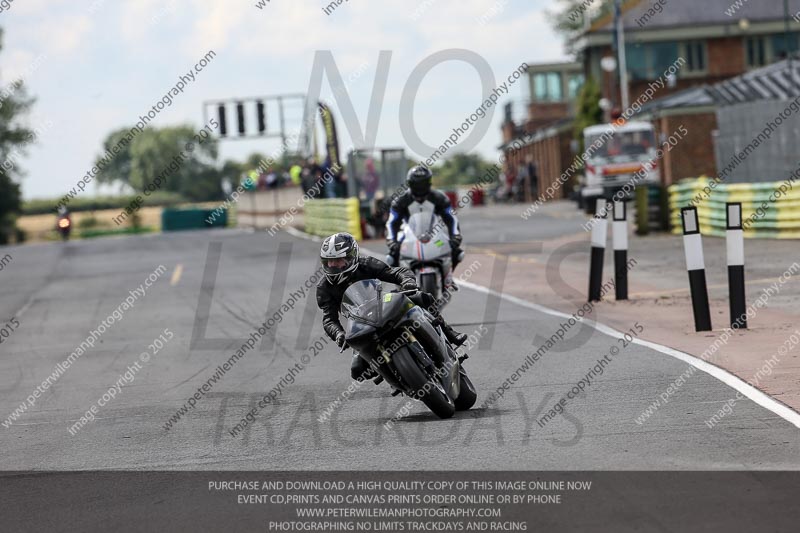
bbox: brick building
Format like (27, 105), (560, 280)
(500, 62), (583, 201)
(501, 0), (800, 197)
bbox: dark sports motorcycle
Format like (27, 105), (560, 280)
(340, 279), (476, 419)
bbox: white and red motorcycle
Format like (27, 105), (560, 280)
(387, 210), (457, 307)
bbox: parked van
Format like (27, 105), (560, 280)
(579, 121), (659, 213)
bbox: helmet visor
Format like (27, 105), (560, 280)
(409, 178), (431, 197)
(321, 250), (358, 277)
(321, 257), (353, 274)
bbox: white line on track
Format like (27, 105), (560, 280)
(286, 226), (800, 429)
(170, 264), (183, 286)
(459, 279), (800, 429)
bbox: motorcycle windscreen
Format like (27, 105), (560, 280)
(341, 280), (381, 339)
(406, 211), (436, 243)
(404, 211), (452, 259)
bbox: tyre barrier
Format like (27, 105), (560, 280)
(304, 198), (362, 241)
(669, 177), (800, 239)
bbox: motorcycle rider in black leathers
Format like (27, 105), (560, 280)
(315, 232), (467, 381)
(386, 165), (464, 288)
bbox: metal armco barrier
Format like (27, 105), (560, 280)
(304, 198), (363, 241)
(669, 177), (800, 238)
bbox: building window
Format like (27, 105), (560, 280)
(772, 32), (799, 60)
(625, 41), (681, 80)
(650, 41), (680, 76)
(567, 73), (584, 99)
(744, 33), (799, 68)
(682, 40), (707, 73)
(532, 72), (563, 102)
(746, 36), (768, 67)
(547, 72), (562, 100)
(626, 43), (649, 80)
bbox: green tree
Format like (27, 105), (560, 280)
(573, 75), (604, 145)
(93, 127), (135, 191)
(569, 76), (604, 188)
(244, 152), (269, 171)
(0, 28), (35, 244)
(220, 159), (246, 186)
(95, 124), (222, 202)
(432, 153), (499, 187)
(546, 0), (615, 54)
(0, 169), (22, 245)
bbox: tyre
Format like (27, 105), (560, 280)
(454, 367), (477, 411)
(391, 346), (455, 419)
(420, 272), (439, 299)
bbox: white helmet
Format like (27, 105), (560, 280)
(320, 232), (359, 284)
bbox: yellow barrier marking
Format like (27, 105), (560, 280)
(170, 264), (183, 286)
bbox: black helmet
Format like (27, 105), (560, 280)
(406, 165), (432, 199)
(320, 232), (359, 284)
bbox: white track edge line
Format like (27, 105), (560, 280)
(458, 279), (800, 429)
(285, 226), (800, 428)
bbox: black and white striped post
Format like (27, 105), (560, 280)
(589, 198), (608, 302)
(726, 202), (747, 329)
(612, 200), (628, 300)
(681, 207), (712, 332)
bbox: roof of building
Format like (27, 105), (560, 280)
(638, 59), (800, 115)
(591, 0), (797, 33)
(710, 59), (800, 104)
(638, 85), (716, 114)
(525, 61), (582, 73)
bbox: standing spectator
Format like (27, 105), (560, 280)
(290, 163), (302, 187)
(322, 156), (337, 198)
(304, 157), (321, 195)
(527, 160), (539, 199)
(515, 162), (529, 202)
(300, 161), (313, 194)
(266, 169), (278, 188)
(338, 172), (349, 198)
(362, 157), (380, 201)
(504, 167), (516, 201)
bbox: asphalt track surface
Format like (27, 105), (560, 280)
(0, 208), (798, 471)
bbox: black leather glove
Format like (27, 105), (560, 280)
(387, 240), (400, 256)
(335, 332), (347, 349)
(401, 280), (419, 292)
(450, 234), (462, 248)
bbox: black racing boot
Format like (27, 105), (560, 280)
(351, 354), (378, 381)
(433, 316), (467, 346)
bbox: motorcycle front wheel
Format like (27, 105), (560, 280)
(391, 346), (455, 419)
(454, 367), (477, 411)
(419, 272), (439, 300)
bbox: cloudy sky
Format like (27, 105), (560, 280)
(1, 0), (568, 199)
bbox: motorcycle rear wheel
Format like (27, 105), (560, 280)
(392, 346), (455, 419)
